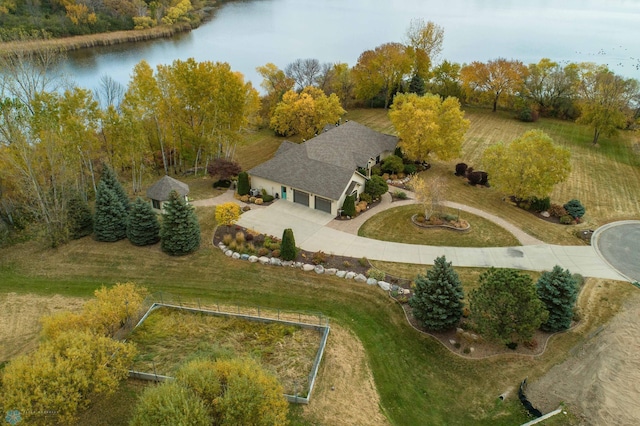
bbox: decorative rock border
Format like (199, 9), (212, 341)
(219, 242), (401, 293)
(411, 214), (471, 232)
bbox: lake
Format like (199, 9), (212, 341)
(62, 0), (640, 92)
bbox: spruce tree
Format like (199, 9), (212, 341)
(280, 228), (297, 261)
(408, 73), (426, 96)
(160, 191), (200, 256)
(127, 198), (160, 246)
(409, 256), (464, 331)
(536, 265), (579, 332)
(94, 181), (127, 242)
(67, 194), (93, 239)
(101, 165), (130, 210)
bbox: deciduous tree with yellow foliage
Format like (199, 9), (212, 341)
(389, 92), (469, 162)
(460, 58), (528, 112)
(482, 130), (571, 205)
(270, 86), (345, 139)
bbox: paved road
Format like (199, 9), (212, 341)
(196, 190), (631, 281)
(592, 221), (640, 282)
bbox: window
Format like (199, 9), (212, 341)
(152, 199), (161, 210)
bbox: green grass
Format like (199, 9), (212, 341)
(2, 226), (630, 425)
(358, 204), (521, 247)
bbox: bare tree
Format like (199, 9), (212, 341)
(95, 74), (125, 110)
(285, 58), (321, 91)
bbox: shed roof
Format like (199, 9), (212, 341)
(146, 175), (190, 201)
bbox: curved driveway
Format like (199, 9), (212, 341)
(234, 198), (629, 281)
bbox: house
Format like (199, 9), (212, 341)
(146, 175), (190, 213)
(248, 121), (398, 216)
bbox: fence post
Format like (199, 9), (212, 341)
(258, 306), (260, 318)
(278, 309), (280, 320)
(198, 299), (201, 310)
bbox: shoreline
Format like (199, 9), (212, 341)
(0, 0), (226, 57)
(0, 23), (194, 57)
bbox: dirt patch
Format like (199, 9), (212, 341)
(303, 324), (390, 426)
(527, 285), (640, 425)
(0, 293), (86, 362)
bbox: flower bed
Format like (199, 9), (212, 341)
(411, 214), (471, 232)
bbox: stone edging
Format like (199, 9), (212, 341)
(216, 242), (410, 296)
(410, 214), (471, 232)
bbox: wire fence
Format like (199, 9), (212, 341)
(122, 293), (330, 404)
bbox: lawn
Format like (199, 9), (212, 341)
(1, 107), (638, 425)
(358, 204), (521, 247)
(0, 213), (632, 425)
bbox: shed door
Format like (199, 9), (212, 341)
(293, 190), (309, 206)
(315, 196), (332, 214)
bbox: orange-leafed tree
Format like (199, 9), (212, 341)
(460, 58), (528, 112)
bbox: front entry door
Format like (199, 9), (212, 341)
(281, 186), (287, 200)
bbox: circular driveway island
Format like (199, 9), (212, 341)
(593, 221), (640, 282)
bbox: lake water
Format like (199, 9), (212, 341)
(62, 0), (640, 93)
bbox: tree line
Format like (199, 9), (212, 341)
(1, 19), (638, 247)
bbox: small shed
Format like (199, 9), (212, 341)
(146, 175), (190, 212)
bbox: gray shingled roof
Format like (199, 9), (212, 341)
(249, 121), (397, 200)
(146, 175), (190, 201)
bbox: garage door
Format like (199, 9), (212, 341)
(314, 196), (332, 213)
(293, 189), (309, 206)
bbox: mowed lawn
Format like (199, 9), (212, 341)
(348, 107), (640, 245)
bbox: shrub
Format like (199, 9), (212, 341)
(258, 247), (270, 256)
(262, 194), (274, 202)
(235, 232), (245, 244)
(254, 198), (264, 205)
(245, 243), (256, 254)
(563, 199), (585, 219)
(271, 249), (280, 258)
(560, 214), (574, 224)
(312, 250), (327, 265)
(213, 179), (232, 189)
(237, 171), (250, 196)
(222, 234), (233, 245)
(371, 165), (382, 176)
(280, 228), (297, 261)
(342, 260), (352, 268)
(455, 163), (468, 176)
(443, 214), (457, 222)
(207, 158), (242, 181)
(548, 203), (567, 218)
(358, 257), (368, 267)
(359, 192), (372, 204)
(393, 191), (407, 200)
(403, 163), (417, 175)
(416, 214), (425, 223)
(529, 196), (551, 212)
(517, 107), (539, 122)
(342, 195), (356, 217)
(67, 194), (93, 239)
(365, 175), (388, 199)
(366, 268), (386, 281)
(130, 381), (211, 426)
(245, 233), (254, 242)
(240, 195), (250, 203)
(381, 155), (404, 174)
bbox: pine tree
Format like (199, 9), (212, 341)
(280, 228), (297, 261)
(127, 198), (160, 246)
(237, 171), (250, 196)
(536, 265), (579, 332)
(409, 256), (464, 331)
(101, 165), (130, 210)
(67, 194), (93, 239)
(94, 181), (127, 242)
(160, 191), (200, 256)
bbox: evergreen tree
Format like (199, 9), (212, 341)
(470, 268), (548, 345)
(160, 191), (201, 256)
(365, 175), (389, 200)
(67, 194), (93, 239)
(408, 73), (426, 96)
(94, 181), (127, 242)
(563, 199), (585, 219)
(342, 195), (356, 217)
(409, 256), (464, 331)
(237, 171), (250, 196)
(280, 228), (297, 261)
(127, 198), (160, 246)
(101, 165), (130, 210)
(536, 265), (579, 332)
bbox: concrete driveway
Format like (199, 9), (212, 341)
(593, 220), (640, 282)
(236, 200), (627, 280)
